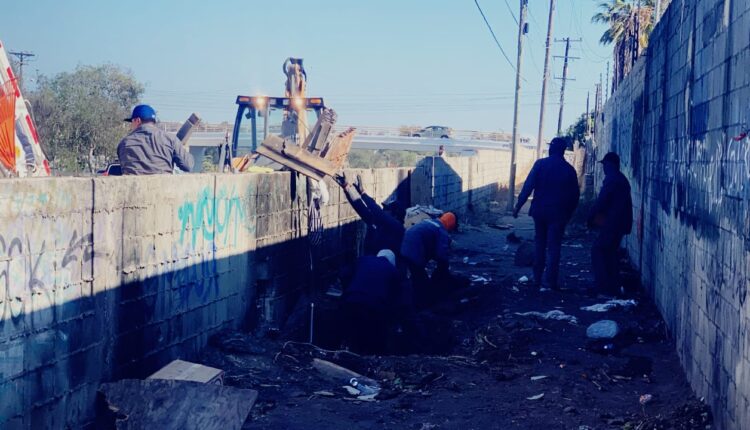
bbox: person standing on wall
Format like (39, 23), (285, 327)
(587, 152), (633, 295)
(513, 137), (580, 291)
(117, 104), (194, 175)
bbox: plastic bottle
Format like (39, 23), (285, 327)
(349, 377), (380, 396)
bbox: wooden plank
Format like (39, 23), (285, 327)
(148, 359), (224, 385)
(99, 379), (257, 430)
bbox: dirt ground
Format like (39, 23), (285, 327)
(200, 211), (712, 430)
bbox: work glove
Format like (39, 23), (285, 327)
(353, 174), (365, 194)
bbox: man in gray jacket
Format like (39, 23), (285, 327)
(117, 104), (194, 175)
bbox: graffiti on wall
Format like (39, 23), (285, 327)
(177, 185), (250, 250)
(0, 230), (94, 328)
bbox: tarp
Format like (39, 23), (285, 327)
(0, 40), (50, 176)
(0, 79), (16, 173)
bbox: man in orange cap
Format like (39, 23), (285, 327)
(400, 212), (458, 305)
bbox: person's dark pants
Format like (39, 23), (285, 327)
(592, 229), (624, 294)
(406, 261), (429, 306)
(342, 302), (388, 354)
(532, 215), (566, 289)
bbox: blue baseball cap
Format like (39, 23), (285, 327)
(124, 104), (157, 122)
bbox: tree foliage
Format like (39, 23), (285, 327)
(592, 0), (654, 91)
(563, 113), (594, 146)
(347, 149), (430, 169)
(28, 64), (144, 174)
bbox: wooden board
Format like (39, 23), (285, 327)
(99, 379), (258, 430)
(148, 359), (224, 385)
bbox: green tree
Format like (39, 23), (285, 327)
(592, 0), (654, 90)
(28, 64), (144, 174)
(563, 113), (594, 146)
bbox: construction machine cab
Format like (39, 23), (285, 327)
(231, 96), (326, 157)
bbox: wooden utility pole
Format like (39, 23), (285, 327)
(585, 91), (590, 136)
(535, 0), (556, 160)
(8, 51), (35, 91)
(655, 0), (662, 22)
(593, 83), (601, 135)
(554, 38), (580, 135)
(605, 61), (610, 101)
(506, 0), (529, 212)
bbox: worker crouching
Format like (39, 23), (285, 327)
(341, 250), (401, 354)
(400, 212), (458, 306)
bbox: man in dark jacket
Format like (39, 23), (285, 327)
(342, 250), (400, 353)
(117, 105), (194, 175)
(400, 212), (456, 305)
(336, 173), (405, 256)
(588, 152), (633, 295)
(513, 137), (580, 290)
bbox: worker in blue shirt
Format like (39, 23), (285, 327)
(513, 137), (580, 290)
(342, 250), (401, 353)
(400, 212), (457, 305)
(336, 173), (405, 256)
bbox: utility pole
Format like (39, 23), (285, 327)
(605, 61), (610, 101)
(585, 91), (590, 136)
(506, 0), (529, 212)
(535, 0), (556, 160)
(8, 51), (35, 91)
(591, 84), (602, 133)
(554, 37), (580, 135)
(655, 0), (662, 23)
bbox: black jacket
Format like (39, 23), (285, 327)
(361, 193), (405, 256)
(516, 154), (580, 222)
(400, 219), (451, 267)
(344, 255), (400, 308)
(590, 170), (633, 235)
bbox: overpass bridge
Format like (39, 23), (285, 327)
(174, 126), (538, 171)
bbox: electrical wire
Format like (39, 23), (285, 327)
(472, 0), (519, 75)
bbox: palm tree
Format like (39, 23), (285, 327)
(592, 0), (655, 91)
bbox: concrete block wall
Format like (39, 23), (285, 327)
(593, 0), (750, 427)
(0, 151), (510, 427)
(412, 148), (536, 215)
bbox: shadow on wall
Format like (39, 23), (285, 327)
(411, 156), (505, 219)
(0, 218), (364, 429)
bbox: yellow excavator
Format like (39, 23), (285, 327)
(228, 58), (355, 181)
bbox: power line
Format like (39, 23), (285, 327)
(503, 0), (519, 25)
(473, 0), (518, 73)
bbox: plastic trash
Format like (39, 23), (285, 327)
(526, 393), (544, 400)
(639, 394), (654, 405)
(518, 276), (529, 283)
(581, 299), (637, 312)
(586, 320), (620, 339)
(462, 256), (469, 264)
(349, 378), (380, 397)
(515, 310), (578, 324)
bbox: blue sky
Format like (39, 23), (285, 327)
(5, 0), (612, 140)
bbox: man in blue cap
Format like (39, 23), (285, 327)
(117, 104), (194, 175)
(513, 137), (580, 290)
(588, 151), (632, 295)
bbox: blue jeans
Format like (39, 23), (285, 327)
(533, 215), (567, 289)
